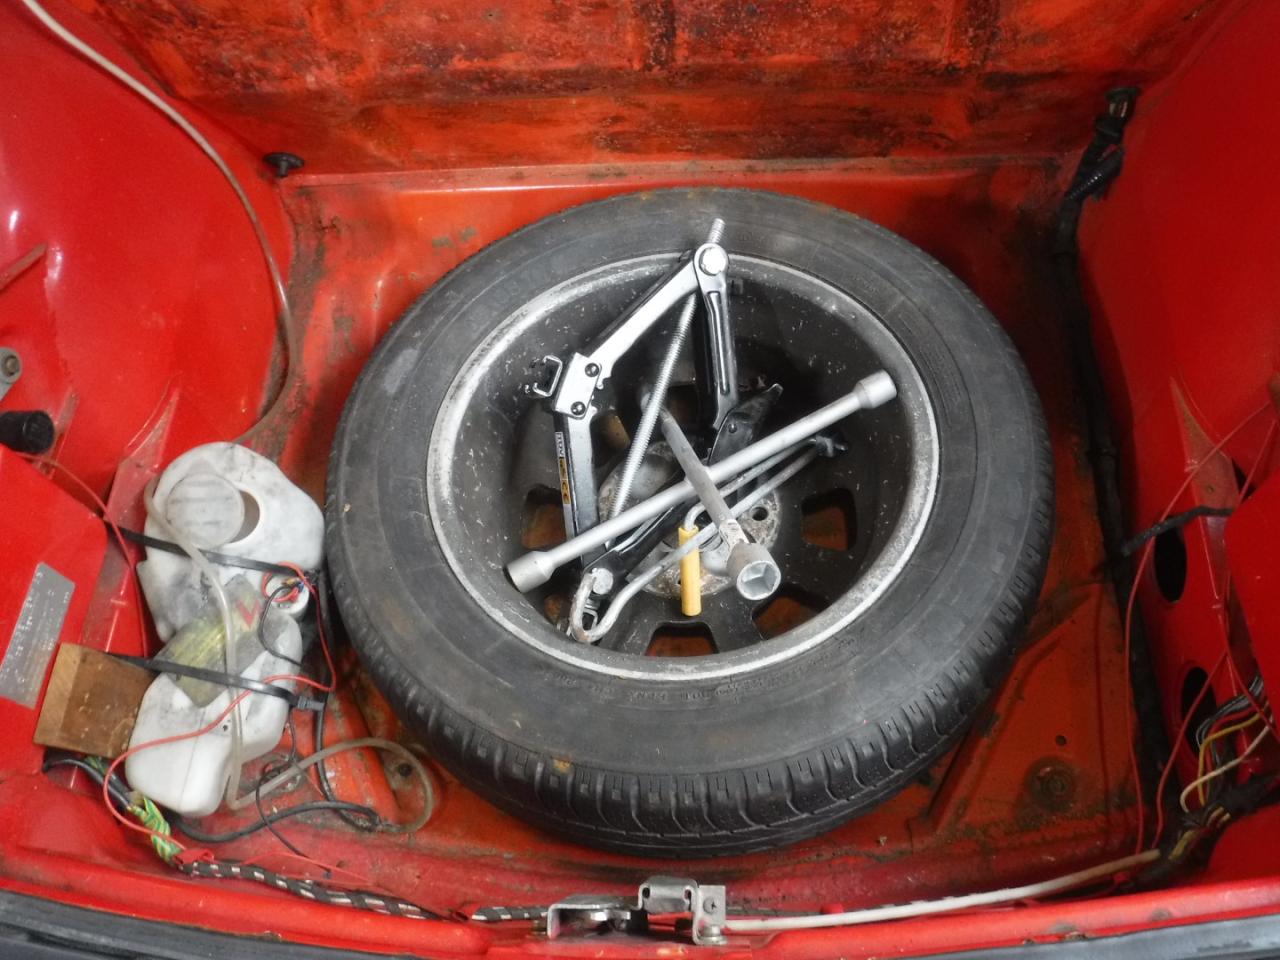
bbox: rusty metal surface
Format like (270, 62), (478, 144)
(61, 0), (1228, 171)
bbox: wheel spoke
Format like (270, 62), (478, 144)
(593, 591), (665, 654)
(776, 539), (851, 596)
(697, 593), (764, 652)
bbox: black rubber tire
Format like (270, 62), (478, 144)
(326, 188), (1053, 858)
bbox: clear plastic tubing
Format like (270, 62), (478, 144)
(142, 478), (246, 807)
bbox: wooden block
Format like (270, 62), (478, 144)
(34, 645), (153, 758)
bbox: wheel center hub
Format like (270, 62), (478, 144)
(597, 442), (782, 600)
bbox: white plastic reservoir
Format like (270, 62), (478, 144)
(127, 443), (323, 817)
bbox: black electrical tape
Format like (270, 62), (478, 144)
(117, 526), (303, 578)
(113, 654), (322, 711)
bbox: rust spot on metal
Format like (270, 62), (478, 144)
(752, 584), (824, 638)
(800, 487), (856, 551)
(520, 485), (566, 549)
(646, 623), (715, 657)
(1027, 759), (1077, 813)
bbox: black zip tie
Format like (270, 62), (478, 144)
(113, 654), (323, 711)
(1120, 505), (1234, 557)
(117, 526), (303, 578)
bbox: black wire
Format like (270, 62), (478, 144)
(259, 581), (303, 667)
(312, 567), (382, 832)
(1195, 675), (1266, 747)
(171, 799), (380, 843)
(1192, 675), (1267, 806)
(255, 757), (310, 859)
(42, 756), (132, 810)
(1120, 506), (1234, 557)
(284, 712), (300, 766)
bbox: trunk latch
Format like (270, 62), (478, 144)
(543, 875), (727, 945)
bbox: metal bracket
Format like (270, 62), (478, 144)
(545, 875), (727, 946)
(691, 243), (738, 431)
(0, 348), (22, 403)
(640, 876), (727, 946)
(538, 237), (733, 541)
(544, 893), (644, 939)
(523, 354), (564, 399)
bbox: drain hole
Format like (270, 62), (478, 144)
(801, 488), (857, 551)
(753, 584), (826, 639)
(1153, 527), (1187, 602)
(751, 506), (769, 522)
(1180, 667), (1217, 750)
(647, 622), (715, 657)
(520, 485), (566, 549)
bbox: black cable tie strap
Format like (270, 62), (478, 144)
(1121, 505), (1234, 557)
(179, 859), (441, 920)
(118, 526), (305, 579)
(114, 654), (321, 711)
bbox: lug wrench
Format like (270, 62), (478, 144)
(658, 409), (780, 601)
(507, 370), (897, 591)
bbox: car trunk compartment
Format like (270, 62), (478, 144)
(2, 0), (1278, 956)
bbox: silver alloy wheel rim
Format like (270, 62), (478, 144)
(426, 253), (940, 682)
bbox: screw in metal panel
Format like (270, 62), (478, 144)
(1030, 761), (1076, 811)
(584, 362), (600, 377)
(570, 402), (586, 416)
(0, 351), (20, 380)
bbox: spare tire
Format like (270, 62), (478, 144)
(326, 188), (1053, 857)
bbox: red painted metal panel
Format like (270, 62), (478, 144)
(0, 0), (291, 498)
(0, 451), (106, 771)
(1225, 475), (1280, 707)
(1078, 0), (1280, 777)
(62, 0), (1224, 171)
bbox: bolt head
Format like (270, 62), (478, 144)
(590, 569), (615, 595)
(584, 362), (601, 377)
(699, 245), (729, 276)
(570, 401), (587, 416)
(1, 353), (19, 378)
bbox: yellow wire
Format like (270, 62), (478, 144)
(1196, 713), (1265, 806)
(1183, 723), (1271, 812)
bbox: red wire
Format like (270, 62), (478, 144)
(1126, 401), (1276, 854)
(280, 563), (336, 692)
(104, 670), (331, 841)
(17, 454), (151, 655)
(260, 569), (303, 606)
(1150, 651), (1227, 845)
(1221, 418), (1280, 737)
(23, 454), (370, 893)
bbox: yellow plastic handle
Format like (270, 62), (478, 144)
(678, 525), (702, 617)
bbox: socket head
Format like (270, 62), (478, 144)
(508, 551), (556, 592)
(728, 541), (781, 601)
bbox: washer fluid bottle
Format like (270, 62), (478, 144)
(127, 443), (323, 816)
